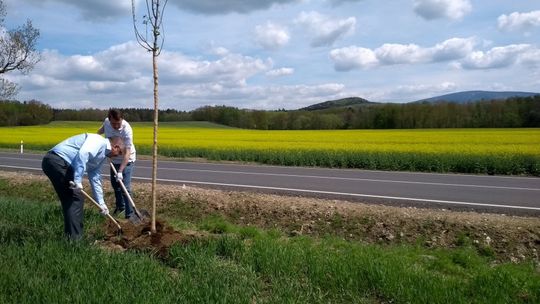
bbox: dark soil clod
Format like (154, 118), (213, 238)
(100, 218), (205, 258)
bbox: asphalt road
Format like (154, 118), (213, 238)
(0, 151), (539, 216)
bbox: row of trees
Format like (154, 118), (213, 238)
(0, 100), (52, 126)
(191, 96), (540, 129)
(53, 107), (190, 122)
(1, 95), (538, 129)
(346, 96), (540, 129)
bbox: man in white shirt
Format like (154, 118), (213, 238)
(41, 133), (124, 240)
(97, 109), (137, 220)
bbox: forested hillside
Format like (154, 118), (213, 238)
(1, 95), (539, 129)
(190, 96), (540, 129)
(417, 91), (539, 103)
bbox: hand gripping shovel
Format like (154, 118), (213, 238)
(110, 162), (150, 223)
(69, 181), (123, 235)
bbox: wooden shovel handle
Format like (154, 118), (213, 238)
(71, 182), (122, 230)
(109, 162), (143, 219)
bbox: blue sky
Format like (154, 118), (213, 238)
(4, 0), (540, 110)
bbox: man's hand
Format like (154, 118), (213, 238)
(69, 181), (83, 194)
(99, 204), (109, 216)
(116, 172), (123, 182)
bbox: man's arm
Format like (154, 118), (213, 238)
(118, 146), (131, 173)
(97, 124), (104, 135)
(77, 135), (106, 206)
(118, 123), (134, 173)
(88, 167), (106, 206)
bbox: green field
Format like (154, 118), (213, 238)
(1, 176), (539, 304)
(0, 121), (539, 175)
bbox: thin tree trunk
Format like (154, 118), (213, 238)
(151, 47), (159, 233)
(131, 0), (166, 234)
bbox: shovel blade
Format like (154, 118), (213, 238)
(138, 208), (151, 219)
(128, 215), (142, 225)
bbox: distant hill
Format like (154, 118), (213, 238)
(299, 97), (372, 111)
(416, 91), (539, 104)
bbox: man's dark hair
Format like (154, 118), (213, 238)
(108, 109), (123, 120)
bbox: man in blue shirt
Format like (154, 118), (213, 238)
(41, 133), (124, 240)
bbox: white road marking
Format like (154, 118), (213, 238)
(0, 165), (41, 171)
(1, 163), (537, 211)
(148, 166), (540, 191)
(0, 160), (538, 191)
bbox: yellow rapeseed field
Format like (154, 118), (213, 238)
(1, 121), (538, 174)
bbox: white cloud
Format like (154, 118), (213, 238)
(36, 43), (148, 82)
(9, 41), (304, 110)
(518, 48), (540, 68)
(19, 0), (133, 21)
(208, 46), (230, 57)
(327, 0), (365, 6)
(498, 11), (540, 32)
(85, 81), (128, 94)
(395, 82), (457, 95)
(331, 38), (537, 72)
(266, 67), (294, 77)
(375, 44), (428, 64)
(458, 44), (532, 69)
(247, 83), (345, 109)
(254, 22), (290, 50)
(11, 73), (62, 91)
(13, 0), (300, 20)
(358, 81), (459, 102)
(294, 11), (356, 47)
(158, 50), (272, 87)
(330, 37), (475, 71)
(329, 46), (378, 71)
(430, 37), (476, 61)
(7, 0), (540, 109)
(162, 82), (346, 110)
(414, 0), (472, 21)
(168, 0), (299, 15)
(8, 40), (337, 110)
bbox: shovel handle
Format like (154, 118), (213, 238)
(110, 162), (143, 219)
(71, 182), (122, 230)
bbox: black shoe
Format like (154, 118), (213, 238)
(113, 208), (125, 217)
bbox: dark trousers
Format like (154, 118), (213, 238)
(110, 162), (134, 218)
(41, 152), (84, 240)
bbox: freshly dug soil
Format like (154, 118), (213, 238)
(96, 218), (205, 258)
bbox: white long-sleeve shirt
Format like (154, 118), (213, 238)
(50, 133), (110, 205)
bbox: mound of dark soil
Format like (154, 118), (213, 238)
(97, 219), (204, 258)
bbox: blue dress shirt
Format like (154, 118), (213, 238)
(50, 133), (111, 205)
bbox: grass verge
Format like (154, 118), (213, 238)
(0, 175), (539, 303)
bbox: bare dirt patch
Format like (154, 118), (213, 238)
(96, 219), (206, 258)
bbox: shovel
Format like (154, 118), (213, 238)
(110, 162), (150, 223)
(69, 181), (123, 234)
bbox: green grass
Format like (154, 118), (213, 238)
(1, 178), (539, 303)
(0, 196), (260, 304)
